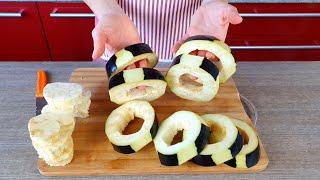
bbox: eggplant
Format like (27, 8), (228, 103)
(154, 111), (210, 166)
(105, 101), (158, 154)
(184, 35), (231, 52)
(225, 118), (260, 168)
(166, 54), (220, 102)
(170, 54), (219, 81)
(108, 68), (167, 104)
(175, 35), (236, 83)
(184, 35), (218, 42)
(106, 43), (158, 78)
(192, 114), (243, 166)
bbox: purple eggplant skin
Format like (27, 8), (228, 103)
(124, 43), (153, 56)
(170, 54), (182, 67)
(193, 154), (216, 167)
(105, 56), (118, 78)
(158, 153), (179, 166)
(142, 68), (165, 81)
(230, 133), (244, 157)
(108, 71), (125, 89)
(192, 133), (243, 167)
(111, 116), (158, 154)
(106, 43), (153, 77)
(170, 55), (220, 81)
(195, 124), (211, 153)
(184, 35), (218, 43)
(150, 117), (159, 139)
(108, 68), (165, 90)
(111, 144), (135, 154)
(157, 124), (210, 166)
(225, 144), (260, 168)
(199, 58), (219, 81)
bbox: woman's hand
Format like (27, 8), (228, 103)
(92, 13), (141, 60)
(173, 0), (242, 57)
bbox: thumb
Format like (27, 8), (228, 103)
(91, 26), (109, 60)
(227, 5), (243, 25)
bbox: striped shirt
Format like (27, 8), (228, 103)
(102, 0), (202, 61)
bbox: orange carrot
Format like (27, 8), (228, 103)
(36, 69), (47, 97)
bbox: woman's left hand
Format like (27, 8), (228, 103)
(173, 0), (242, 57)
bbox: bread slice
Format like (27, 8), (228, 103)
(44, 138), (74, 166)
(43, 82), (91, 118)
(28, 111), (75, 145)
(34, 137), (73, 162)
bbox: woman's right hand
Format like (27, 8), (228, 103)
(91, 13), (141, 60)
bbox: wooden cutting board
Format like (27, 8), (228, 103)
(38, 68), (269, 176)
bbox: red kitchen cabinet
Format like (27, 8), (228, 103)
(37, 3), (94, 61)
(228, 3), (320, 61)
(0, 2), (50, 61)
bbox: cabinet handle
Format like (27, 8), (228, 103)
(240, 13), (320, 18)
(50, 12), (95, 18)
(230, 45), (320, 50)
(0, 11), (23, 17)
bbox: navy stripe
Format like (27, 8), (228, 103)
(184, 35), (218, 43)
(230, 132), (244, 157)
(225, 157), (237, 167)
(199, 58), (220, 81)
(150, 118), (159, 139)
(124, 43), (153, 56)
(143, 68), (165, 81)
(111, 144), (135, 154)
(195, 124), (210, 153)
(158, 152), (179, 166)
(109, 68), (164, 90)
(246, 145), (260, 168)
(105, 56), (117, 78)
(108, 71), (125, 89)
(170, 54), (182, 67)
(192, 154), (216, 166)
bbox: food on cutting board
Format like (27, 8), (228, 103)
(108, 68), (167, 104)
(105, 100), (158, 154)
(192, 114), (243, 166)
(175, 35), (236, 83)
(106, 43), (158, 77)
(43, 82), (91, 118)
(28, 111), (75, 166)
(225, 118), (260, 168)
(104, 106), (261, 168)
(31, 38), (262, 171)
(165, 54), (220, 102)
(153, 111), (210, 166)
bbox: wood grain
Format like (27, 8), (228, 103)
(38, 68), (268, 176)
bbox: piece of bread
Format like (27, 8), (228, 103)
(34, 137), (73, 162)
(44, 138), (74, 166)
(43, 82), (91, 118)
(28, 112), (75, 166)
(29, 111), (75, 145)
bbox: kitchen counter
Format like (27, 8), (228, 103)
(0, 61), (319, 179)
(2, 0), (320, 3)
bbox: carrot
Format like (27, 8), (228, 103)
(36, 69), (47, 97)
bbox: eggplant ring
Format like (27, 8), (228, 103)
(106, 43), (158, 78)
(154, 111), (210, 166)
(183, 35), (231, 52)
(225, 118), (260, 168)
(108, 68), (167, 104)
(165, 54), (220, 102)
(105, 100), (158, 154)
(192, 114), (243, 166)
(175, 35), (236, 83)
